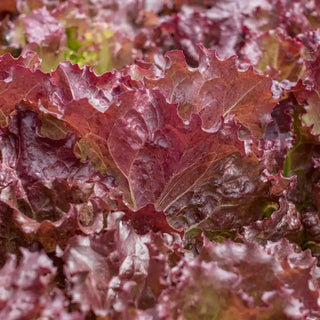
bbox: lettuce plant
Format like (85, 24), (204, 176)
(1, 0), (320, 319)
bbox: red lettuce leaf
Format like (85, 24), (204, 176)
(260, 96), (295, 174)
(61, 210), (182, 318)
(0, 249), (84, 319)
(123, 204), (179, 235)
(107, 89), (246, 210)
(165, 152), (270, 232)
(305, 48), (320, 94)
(23, 6), (66, 71)
(158, 238), (320, 319)
(0, 54), (252, 216)
(145, 46), (276, 136)
(1, 2), (320, 318)
(242, 197), (303, 245)
(0, 201), (29, 266)
(242, 28), (303, 81)
(0, 108), (114, 251)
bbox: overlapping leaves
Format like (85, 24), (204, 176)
(1, 0), (320, 319)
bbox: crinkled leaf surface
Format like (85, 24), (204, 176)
(145, 46), (276, 136)
(242, 29), (303, 81)
(107, 89), (246, 210)
(61, 211), (182, 318)
(1, 1), (320, 319)
(159, 239), (320, 320)
(24, 7), (66, 72)
(0, 249), (84, 319)
(0, 108), (112, 252)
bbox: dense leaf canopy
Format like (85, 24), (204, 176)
(1, 0), (320, 319)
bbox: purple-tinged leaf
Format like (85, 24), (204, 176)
(158, 239), (320, 319)
(145, 46), (276, 136)
(0, 249), (84, 319)
(61, 211), (182, 318)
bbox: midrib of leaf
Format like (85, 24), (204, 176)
(77, 133), (108, 173)
(0, 109), (8, 126)
(40, 116), (70, 139)
(24, 82), (41, 100)
(107, 114), (138, 210)
(59, 65), (75, 100)
(283, 108), (303, 177)
(273, 40), (279, 71)
(222, 79), (264, 118)
(15, 140), (38, 220)
(169, 73), (190, 103)
(156, 151), (219, 212)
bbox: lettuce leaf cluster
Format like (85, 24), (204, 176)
(1, 0), (320, 319)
